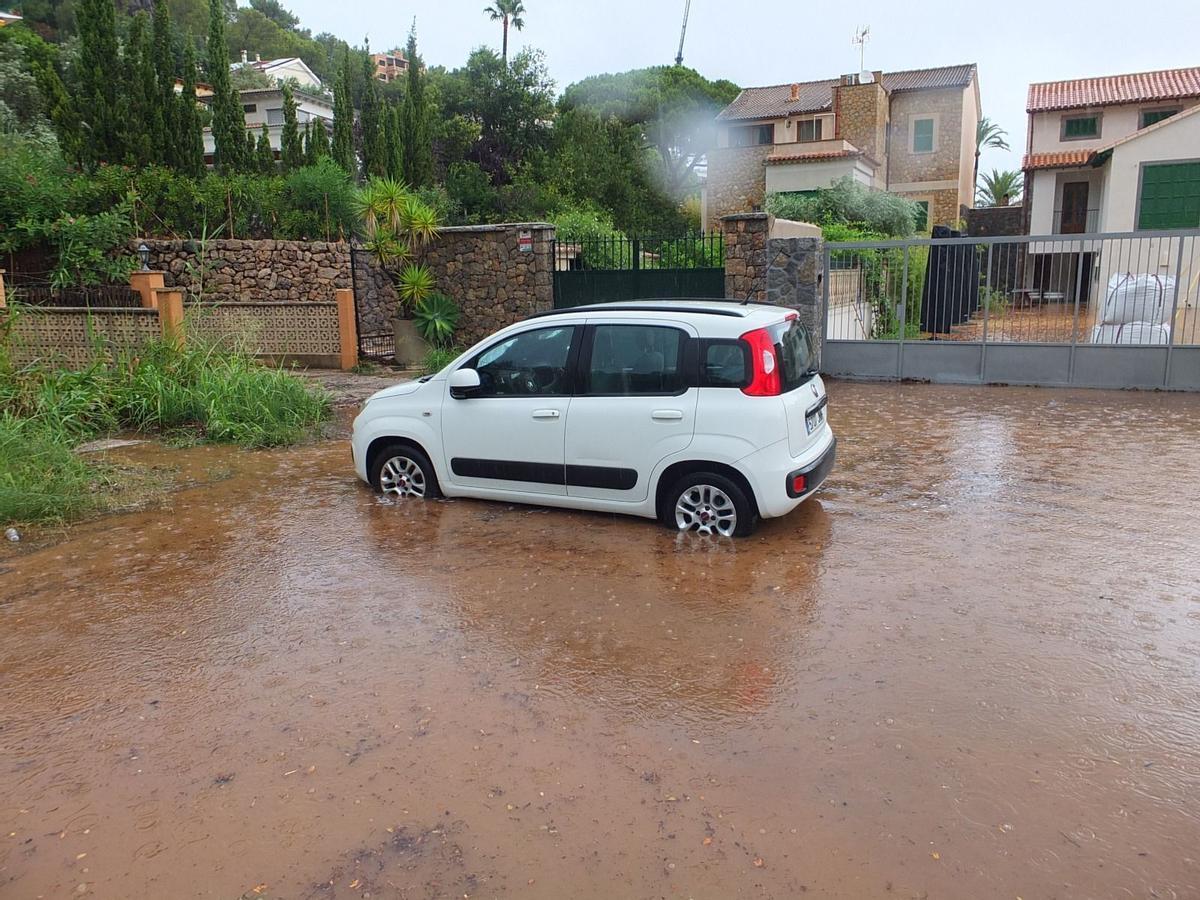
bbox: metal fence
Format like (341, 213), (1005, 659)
(822, 229), (1200, 390)
(553, 233), (725, 308)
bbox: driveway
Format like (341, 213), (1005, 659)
(2, 381), (1198, 898)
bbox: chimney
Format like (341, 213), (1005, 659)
(240, 49), (248, 64)
(789, 83), (800, 102)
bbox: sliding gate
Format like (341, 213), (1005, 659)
(552, 234), (725, 308)
(821, 229), (1200, 390)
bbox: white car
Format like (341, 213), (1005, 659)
(351, 300), (836, 537)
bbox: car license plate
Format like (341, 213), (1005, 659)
(805, 405), (825, 434)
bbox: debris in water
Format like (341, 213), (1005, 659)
(5, 527), (19, 543)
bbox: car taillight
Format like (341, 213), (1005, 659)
(740, 327), (781, 396)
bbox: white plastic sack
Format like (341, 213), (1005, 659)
(1090, 322), (1172, 345)
(1099, 273), (1175, 325)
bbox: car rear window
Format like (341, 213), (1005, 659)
(770, 319), (818, 392)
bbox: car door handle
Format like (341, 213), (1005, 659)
(651, 409), (684, 421)
(531, 409), (561, 419)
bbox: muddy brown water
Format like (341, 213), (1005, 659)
(2, 381), (1199, 899)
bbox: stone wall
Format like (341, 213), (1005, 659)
(706, 144), (772, 222)
(350, 244), (398, 337)
(965, 204), (1024, 237)
(834, 76), (888, 168)
(887, 88), (966, 188)
(721, 213), (770, 302)
(140, 239), (352, 304)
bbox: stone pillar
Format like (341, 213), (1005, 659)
(766, 237), (825, 362)
(720, 213), (769, 302)
(130, 270), (166, 308)
(0, 269), (6, 308)
(155, 288), (185, 345)
(335, 288), (358, 371)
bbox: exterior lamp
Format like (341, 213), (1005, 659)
(137, 242), (151, 271)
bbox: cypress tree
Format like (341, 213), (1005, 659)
(280, 82), (303, 172)
(176, 39), (206, 175)
(400, 28), (432, 187)
(359, 50), (385, 178)
(152, 0), (176, 167)
(331, 48), (355, 174)
(384, 103), (404, 181)
(301, 120), (313, 165)
(207, 0), (244, 172)
(123, 14), (158, 167)
(256, 123), (275, 173)
(244, 128), (257, 170)
(75, 0), (123, 167)
(310, 117), (331, 160)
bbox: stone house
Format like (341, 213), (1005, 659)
(371, 49), (410, 84)
(705, 64), (980, 231)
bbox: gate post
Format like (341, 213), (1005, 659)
(336, 288), (359, 371)
(155, 289), (185, 346)
(765, 235), (825, 362)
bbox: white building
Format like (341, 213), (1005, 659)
(201, 88), (333, 163)
(233, 53), (323, 91)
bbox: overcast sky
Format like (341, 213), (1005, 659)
(282, 0), (1199, 176)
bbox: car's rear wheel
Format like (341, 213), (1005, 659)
(666, 473), (757, 537)
(370, 443), (441, 499)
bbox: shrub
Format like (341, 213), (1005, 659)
(767, 177), (923, 238)
(553, 206), (631, 269)
(422, 345), (461, 375)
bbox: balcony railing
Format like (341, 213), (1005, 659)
(1053, 208), (1100, 234)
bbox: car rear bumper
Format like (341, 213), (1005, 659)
(741, 429), (836, 518)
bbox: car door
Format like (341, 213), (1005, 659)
(564, 319), (698, 503)
(440, 324), (578, 496)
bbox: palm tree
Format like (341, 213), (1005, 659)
(977, 169), (1024, 207)
(974, 117), (1010, 202)
(484, 0), (526, 64)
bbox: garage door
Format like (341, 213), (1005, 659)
(1138, 161), (1200, 229)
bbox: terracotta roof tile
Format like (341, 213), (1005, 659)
(1023, 150), (1095, 170)
(1027, 67), (1200, 112)
(767, 149), (862, 163)
(717, 64), (977, 122)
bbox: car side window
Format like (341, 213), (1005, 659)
(468, 326), (576, 396)
(583, 325), (686, 395)
(702, 340), (749, 387)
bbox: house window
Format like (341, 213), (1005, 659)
(1140, 108), (1179, 129)
(729, 123), (775, 147)
(796, 118), (822, 142)
(242, 104), (257, 113)
(911, 117), (934, 153)
(266, 108), (284, 125)
(1137, 161), (1200, 230)
(914, 200), (930, 231)
(1062, 114), (1100, 140)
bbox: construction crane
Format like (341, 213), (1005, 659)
(674, 0), (691, 66)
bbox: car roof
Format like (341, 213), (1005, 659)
(527, 299), (793, 322)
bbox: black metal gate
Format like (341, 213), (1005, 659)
(349, 242), (395, 363)
(552, 234), (725, 308)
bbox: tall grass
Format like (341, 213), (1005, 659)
(0, 338), (332, 525)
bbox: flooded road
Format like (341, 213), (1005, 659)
(2, 381), (1199, 899)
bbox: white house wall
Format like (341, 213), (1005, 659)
(765, 158), (874, 193)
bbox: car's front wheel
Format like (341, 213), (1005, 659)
(665, 472), (757, 537)
(370, 443), (441, 499)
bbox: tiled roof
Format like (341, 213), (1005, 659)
(1022, 150), (1095, 170)
(717, 64), (976, 122)
(1027, 67), (1200, 112)
(767, 149), (863, 164)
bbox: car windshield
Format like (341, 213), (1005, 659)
(771, 319), (818, 391)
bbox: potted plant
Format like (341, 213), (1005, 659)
(353, 179), (443, 367)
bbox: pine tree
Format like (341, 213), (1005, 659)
(75, 0), (123, 167)
(256, 123), (275, 173)
(151, 0), (176, 167)
(384, 103), (404, 181)
(280, 82), (304, 172)
(207, 0), (244, 172)
(175, 39), (206, 175)
(123, 14), (159, 167)
(359, 49), (385, 178)
(401, 27), (432, 187)
(331, 48), (355, 174)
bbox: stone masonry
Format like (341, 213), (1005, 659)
(833, 74), (888, 169)
(139, 239), (352, 304)
(721, 213), (770, 302)
(706, 144), (772, 223)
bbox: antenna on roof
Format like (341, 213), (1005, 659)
(852, 25), (870, 72)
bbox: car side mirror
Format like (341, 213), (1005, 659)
(448, 367), (481, 398)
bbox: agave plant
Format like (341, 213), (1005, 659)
(413, 292), (460, 346)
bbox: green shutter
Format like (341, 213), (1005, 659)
(1138, 162), (1200, 230)
(1140, 109), (1177, 128)
(1064, 116), (1098, 138)
(914, 201), (930, 231)
(913, 118), (934, 152)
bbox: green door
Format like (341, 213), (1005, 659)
(1138, 162), (1200, 230)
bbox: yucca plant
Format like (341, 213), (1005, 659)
(413, 293), (459, 346)
(402, 198), (441, 248)
(397, 264), (436, 308)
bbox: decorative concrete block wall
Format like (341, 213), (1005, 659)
(5, 307), (162, 368)
(187, 302), (343, 367)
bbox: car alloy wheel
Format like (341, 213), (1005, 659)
(675, 483), (737, 537)
(379, 454), (427, 498)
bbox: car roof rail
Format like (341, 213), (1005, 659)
(528, 301), (751, 320)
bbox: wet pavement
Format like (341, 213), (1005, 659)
(2, 381), (1199, 899)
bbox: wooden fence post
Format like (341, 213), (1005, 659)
(336, 288), (358, 370)
(129, 270), (166, 308)
(155, 289), (184, 346)
(0, 269), (6, 308)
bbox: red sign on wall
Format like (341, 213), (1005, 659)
(518, 230), (533, 252)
